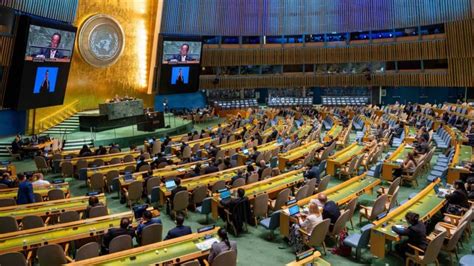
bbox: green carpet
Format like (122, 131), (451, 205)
(11, 127), (473, 266)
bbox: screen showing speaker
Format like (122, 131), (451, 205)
(158, 36), (202, 95)
(162, 41), (202, 64)
(4, 15), (77, 110)
(25, 25), (76, 63)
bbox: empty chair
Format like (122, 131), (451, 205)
(181, 260), (200, 266)
(105, 170), (119, 192)
(34, 193), (43, 203)
(123, 154), (135, 163)
(247, 173), (259, 184)
(34, 156), (50, 173)
(294, 185), (309, 201)
(345, 197), (358, 230)
(37, 244), (69, 265)
(125, 181), (143, 206)
(328, 210), (351, 239)
(124, 165), (135, 173)
(21, 215), (44, 230)
(259, 210), (280, 240)
(138, 164), (151, 172)
(316, 175), (330, 193)
(252, 193), (269, 225)
(208, 250), (237, 266)
(109, 157), (122, 165)
(231, 178), (245, 188)
(173, 190), (190, 216)
(260, 168), (272, 180)
(152, 141), (162, 155)
(141, 223), (163, 245)
(377, 177), (401, 196)
(48, 189), (65, 200)
(191, 185), (208, 209)
(211, 180), (226, 193)
(91, 159), (104, 167)
(142, 152), (151, 160)
(405, 231), (447, 266)
(305, 178), (317, 198)
(343, 224), (373, 259)
(59, 211), (80, 223)
(61, 161), (74, 178)
(0, 252), (27, 266)
(440, 221), (468, 263)
(89, 173), (105, 192)
(196, 197), (213, 224)
(269, 188), (291, 211)
(0, 216), (18, 234)
(359, 194), (388, 223)
(146, 176), (161, 198)
(75, 159), (88, 174)
(75, 242), (100, 261)
(109, 234), (132, 254)
(385, 186), (399, 211)
(89, 205), (108, 218)
(300, 219), (331, 255)
(0, 198), (16, 207)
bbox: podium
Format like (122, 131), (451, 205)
(99, 99), (144, 120)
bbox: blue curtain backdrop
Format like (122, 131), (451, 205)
(0, 110), (26, 137)
(154, 92), (207, 112)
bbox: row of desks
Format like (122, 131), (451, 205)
(447, 144), (473, 184)
(211, 168), (306, 220)
(0, 182), (70, 201)
(0, 194), (106, 220)
(382, 143), (414, 181)
(280, 173), (380, 237)
(370, 179), (445, 258)
(67, 227), (220, 265)
(326, 143), (367, 176)
(236, 141), (282, 166)
(158, 165), (247, 205)
(278, 141), (324, 170)
(0, 211), (127, 255)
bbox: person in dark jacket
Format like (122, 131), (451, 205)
(304, 164), (321, 183)
(17, 173), (34, 204)
(167, 178), (188, 214)
(136, 155), (149, 172)
(79, 144), (92, 157)
(318, 193), (340, 229)
(102, 217), (135, 253)
(0, 172), (15, 188)
(164, 212), (192, 240)
(219, 188), (250, 234)
(204, 162), (219, 174)
(446, 180), (469, 209)
(84, 195), (104, 218)
(392, 212), (428, 258)
(250, 146), (260, 162)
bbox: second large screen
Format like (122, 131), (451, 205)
(158, 36), (202, 95)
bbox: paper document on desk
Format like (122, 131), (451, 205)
(195, 237), (219, 251)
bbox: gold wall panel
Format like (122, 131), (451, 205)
(33, 0), (159, 123)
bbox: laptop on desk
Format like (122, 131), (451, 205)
(165, 180), (177, 190)
(124, 171), (134, 182)
(288, 205), (300, 217)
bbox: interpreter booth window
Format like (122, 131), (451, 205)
(420, 24), (444, 35)
(240, 65), (260, 75)
(305, 34), (325, 43)
(220, 66), (239, 76)
(265, 36), (285, 44)
(203, 36), (220, 44)
(283, 65), (303, 73)
(221, 36), (239, 44)
(315, 64), (328, 74)
(242, 36), (260, 44)
(262, 65), (282, 74)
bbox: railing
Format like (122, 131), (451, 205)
(37, 100), (80, 134)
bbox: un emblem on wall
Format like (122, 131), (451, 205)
(78, 14), (125, 67)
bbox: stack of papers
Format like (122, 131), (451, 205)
(195, 237), (218, 251)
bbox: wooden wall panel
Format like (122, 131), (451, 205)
(201, 39), (448, 66)
(161, 0), (472, 36)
